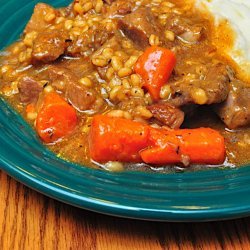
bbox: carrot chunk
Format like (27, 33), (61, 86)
(36, 92), (77, 143)
(89, 115), (150, 162)
(135, 46), (176, 101)
(89, 115), (226, 166)
(140, 128), (226, 165)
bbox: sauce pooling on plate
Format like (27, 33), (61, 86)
(0, 0), (249, 172)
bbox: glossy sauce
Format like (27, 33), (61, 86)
(0, 0), (250, 172)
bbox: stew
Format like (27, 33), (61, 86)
(0, 0), (249, 172)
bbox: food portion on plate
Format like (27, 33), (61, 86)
(0, 0), (249, 171)
(196, 0), (250, 82)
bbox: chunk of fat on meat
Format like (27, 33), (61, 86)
(215, 80), (250, 129)
(25, 3), (58, 33)
(196, 0), (250, 81)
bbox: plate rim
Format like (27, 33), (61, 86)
(1, 125), (250, 223)
(2, 158), (250, 222)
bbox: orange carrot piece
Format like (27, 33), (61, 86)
(89, 115), (150, 162)
(140, 128), (226, 165)
(134, 46), (176, 101)
(89, 115), (225, 166)
(36, 92), (77, 143)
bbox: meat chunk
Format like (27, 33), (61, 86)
(47, 65), (102, 112)
(66, 28), (113, 56)
(32, 30), (68, 64)
(47, 59), (94, 91)
(118, 7), (162, 49)
(18, 76), (43, 104)
(215, 80), (250, 129)
(92, 35), (121, 58)
(47, 65), (77, 92)
(204, 64), (230, 103)
(25, 3), (58, 33)
(147, 103), (184, 129)
(66, 83), (99, 112)
(170, 63), (230, 107)
(165, 14), (204, 44)
(62, 58), (94, 78)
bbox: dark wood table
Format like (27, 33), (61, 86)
(1, 170), (250, 249)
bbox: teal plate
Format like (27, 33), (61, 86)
(1, 0), (250, 222)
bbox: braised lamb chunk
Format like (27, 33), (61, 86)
(25, 3), (58, 33)
(215, 80), (250, 129)
(66, 83), (99, 112)
(118, 7), (162, 49)
(18, 76), (43, 104)
(165, 14), (204, 43)
(47, 58), (94, 91)
(147, 103), (184, 129)
(205, 64), (230, 103)
(32, 30), (69, 64)
(169, 63), (230, 107)
(62, 58), (94, 78)
(66, 28), (113, 56)
(47, 65), (77, 92)
(47, 65), (103, 112)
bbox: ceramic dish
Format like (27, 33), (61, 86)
(1, 0), (250, 222)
